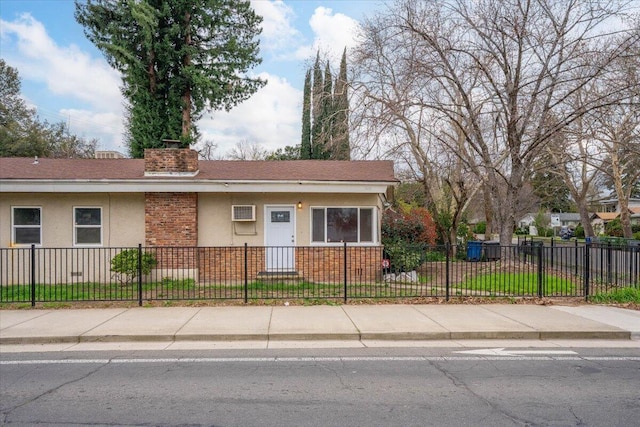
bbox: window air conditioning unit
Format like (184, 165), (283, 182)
(232, 205), (256, 222)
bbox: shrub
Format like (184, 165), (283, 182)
(381, 205), (438, 272)
(605, 218), (624, 237)
(634, 231), (640, 240)
(381, 206), (437, 246)
(111, 249), (157, 285)
(574, 224), (585, 239)
(384, 244), (424, 273)
(473, 221), (486, 234)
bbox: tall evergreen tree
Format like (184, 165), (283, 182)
(310, 52), (324, 159)
(315, 61), (333, 159)
(332, 48), (350, 160)
(300, 69), (312, 159)
(75, 0), (265, 158)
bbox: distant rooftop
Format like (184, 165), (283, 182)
(95, 151), (127, 159)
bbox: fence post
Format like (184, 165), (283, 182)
(550, 238), (555, 269)
(244, 243), (248, 304)
(137, 244), (143, 306)
(537, 242), (543, 298)
(584, 240), (591, 301)
(574, 240), (578, 277)
(607, 241), (613, 285)
(445, 242), (450, 302)
(30, 244), (36, 307)
(343, 242), (348, 303)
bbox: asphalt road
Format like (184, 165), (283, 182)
(2, 347), (639, 426)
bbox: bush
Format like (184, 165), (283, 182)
(514, 227), (528, 235)
(111, 249), (157, 285)
(384, 244), (424, 273)
(574, 224), (585, 239)
(605, 218), (624, 237)
(473, 221), (486, 234)
(381, 206), (437, 246)
(634, 231), (640, 240)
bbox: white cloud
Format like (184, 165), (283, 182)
(1, 14), (126, 152)
(293, 7), (361, 65)
(197, 72), (301, 155)
(0, 14), (123, 111)
(251, 0), (300, 52)
(61, 109), (126, 151)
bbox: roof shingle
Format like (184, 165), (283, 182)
(0, 158), (397, 183)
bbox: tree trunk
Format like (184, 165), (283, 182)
(577, 203), (595, 237)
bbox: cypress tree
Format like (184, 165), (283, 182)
(332, 48), (350, 160)
(300, 69), (312, 159)
(317, 61), (333, 160)
(311, 52), (324, 159)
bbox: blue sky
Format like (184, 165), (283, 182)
(1, 0), (384, 156)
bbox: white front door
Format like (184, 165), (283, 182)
(265, 206), (295, 271)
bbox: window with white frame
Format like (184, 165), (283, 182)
(74, 207), (102, 246)
(311, 207), (375, 244)
(12, 207), (42, 245)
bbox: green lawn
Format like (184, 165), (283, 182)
(590, 287), (640, 304)
(456, 273), (578, 295)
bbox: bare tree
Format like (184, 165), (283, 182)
(588, 49), (640, 238)
(226, 139), (269, 160)
(352, 0), (639, 245)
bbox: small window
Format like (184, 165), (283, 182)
(74, 207), (102, 246)
(311, 207), (375, 244)
(12, 207), (42, 245)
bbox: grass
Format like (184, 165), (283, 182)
(5, 274), (639, 304)
(590, 287), (640, 304)
(456, 272), (577, 295)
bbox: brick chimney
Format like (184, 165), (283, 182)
(144, 146), (199, 248)
(144, 146), (199, 176)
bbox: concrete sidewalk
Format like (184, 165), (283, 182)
(1, 304), (639, 346)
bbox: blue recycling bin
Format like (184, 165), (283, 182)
(466, 241), (482, 261)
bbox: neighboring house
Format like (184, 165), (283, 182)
(550, 213), (581, 228)
(518, 213), (536, 229)
(594, 197), (640, 213)
(590, 212), (620, 235)
(632, 207), (640, 225)
(0, 149), (397, 283)
(518, 212), (581, 231)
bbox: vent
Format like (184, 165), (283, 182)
(232, 205), (256, 222)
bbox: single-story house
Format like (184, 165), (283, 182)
(590, 212), (620, 235)
(0, 149), (397, 284)
(518, 212), (581, 233)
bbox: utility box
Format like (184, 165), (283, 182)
(467, 241), (482, 261)
(482, 241), (501, 261)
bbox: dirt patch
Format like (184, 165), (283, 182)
(3, 296), (637, 310)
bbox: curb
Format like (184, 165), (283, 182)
(1, 330), (632, 346)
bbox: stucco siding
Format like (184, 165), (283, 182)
(197, 193), (382, 247)
(1, 193), (145, 248)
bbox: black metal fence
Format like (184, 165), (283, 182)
(1, 242), (638, 306)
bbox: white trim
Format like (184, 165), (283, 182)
(309, 206), (378, 246)
(0, 180), (393, 194)
(11, 206), (42, 247)
(73, 206), (103, 247)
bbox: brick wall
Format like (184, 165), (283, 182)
(197, 246), (383, 284)
(144, 148), (198, 174)
(145, 193), (198, 247)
